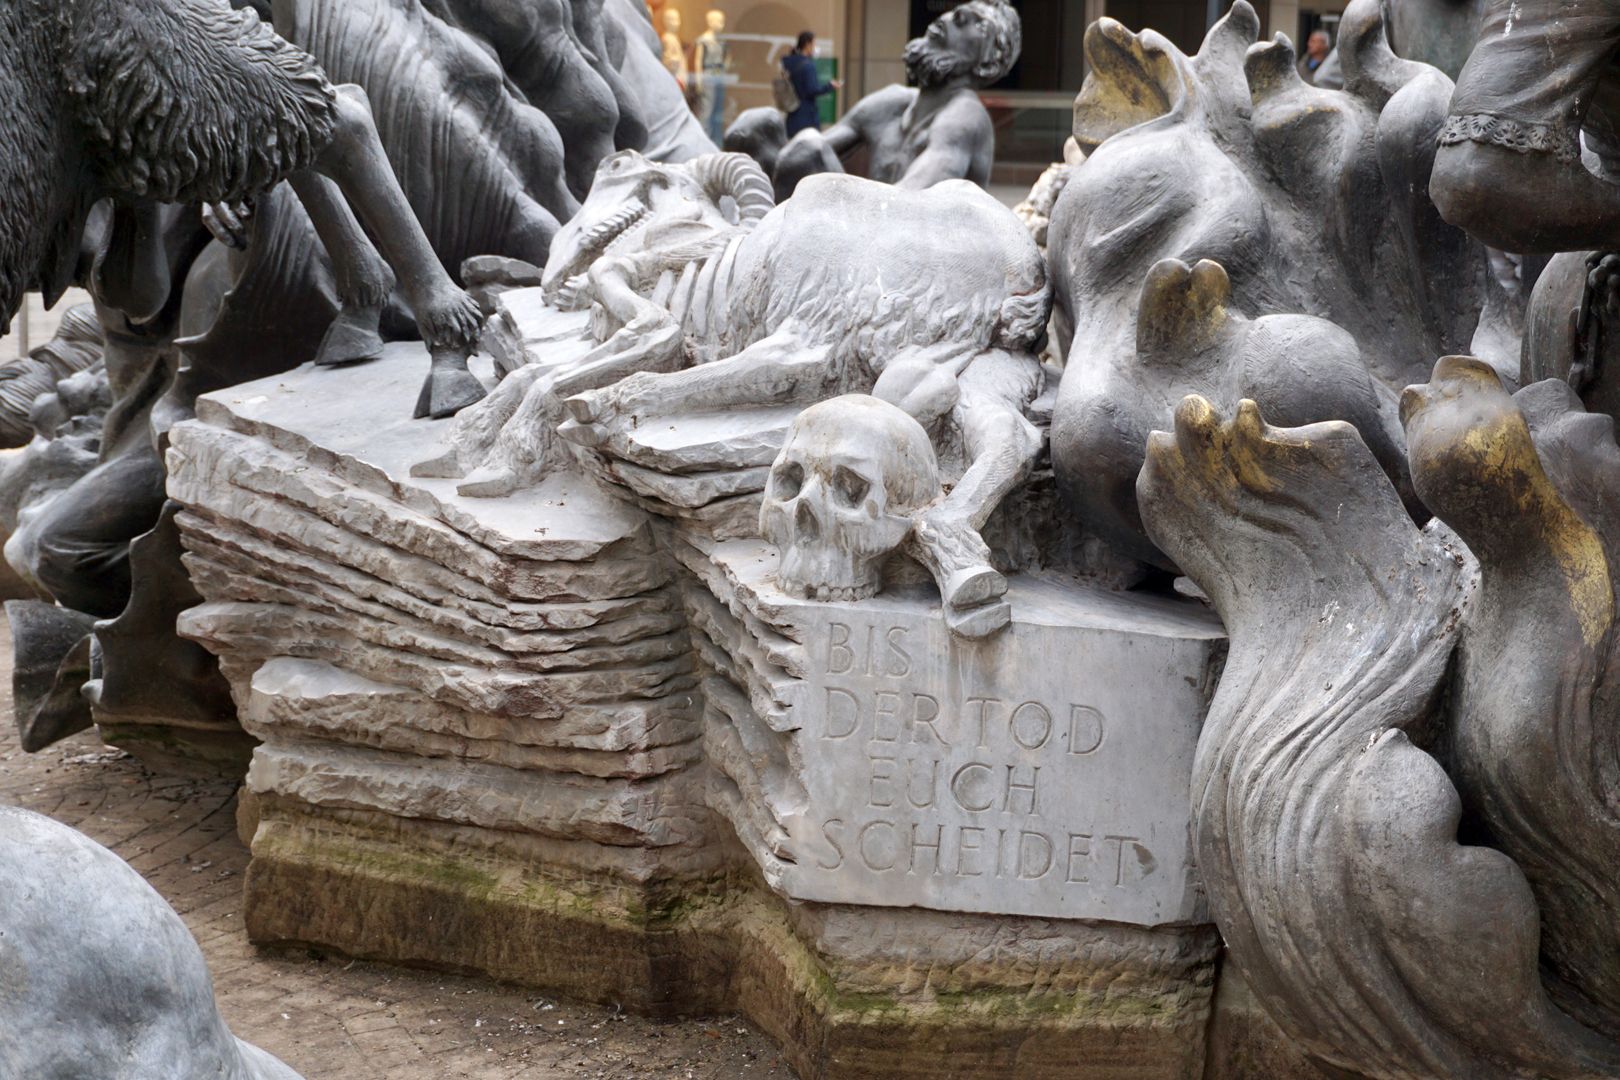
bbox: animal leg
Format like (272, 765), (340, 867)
(906, 348), (1043, 639)
(907, 522), (1010, 639)
(92, 204), (172, 326)
(314, 84), (486, 418)
(559, 329), (832, 447)
(287, 172), (392, 367)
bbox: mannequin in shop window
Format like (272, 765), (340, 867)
(661, 8), (689, 87)
(692, 9), (733, 144)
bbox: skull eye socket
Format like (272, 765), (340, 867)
(773, 461), (804, 499)
(832, 466), (870, 508)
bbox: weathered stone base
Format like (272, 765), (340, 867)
(168, 349), (1245, 1079)
(1204, 966), (1331, 1080)
(242, 798), (1218, 1080)
(96, 721), (256, 775)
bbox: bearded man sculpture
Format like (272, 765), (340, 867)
(728, 0), (1019, 200)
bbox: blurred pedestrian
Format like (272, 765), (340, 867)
(1297, 30), (1330, 82)
(782, 31), (841, 137)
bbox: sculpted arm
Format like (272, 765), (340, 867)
(776, 90), (911, 192)
(776, 104), (870, 187)
(818, 112), (866, 157)
(1433, 143), (1620, 251)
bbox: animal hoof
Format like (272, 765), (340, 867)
(564, 393), (605, 424)
(315, 306), (386, 367)
(414, 360), (488, 420)
(409, 448), (465, 479)
(944, 565), (1008, 608)
(946, 599), (1012, 640)
(457, 466), (523, 499)
(557, 418), (609, 447)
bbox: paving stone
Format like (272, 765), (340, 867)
(0, 619), (794, 1079)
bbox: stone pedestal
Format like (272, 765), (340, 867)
(166, 347), (1232, 1079)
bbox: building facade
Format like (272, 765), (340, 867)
(649, 0), (1344, 183)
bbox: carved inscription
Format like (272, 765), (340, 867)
(813, 621), (1149, 887)
(776, 596), (1216, 924)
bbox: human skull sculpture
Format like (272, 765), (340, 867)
(760, 395), (943, 601)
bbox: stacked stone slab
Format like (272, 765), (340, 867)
(167, 340), (1239, 1078)
(669, 530), (1229, 1076)
(165, 347), (720, 1001)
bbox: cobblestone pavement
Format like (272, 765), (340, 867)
(0, 624), (794, 1079)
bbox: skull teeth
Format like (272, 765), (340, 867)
(780, 579), (880, 603)
(553, 203), (651, 309)
(583, 202), (649, 252)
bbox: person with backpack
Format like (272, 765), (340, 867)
(779, 31), (840, 137)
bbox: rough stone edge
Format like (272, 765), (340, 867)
(240, 800), (1217, 1080)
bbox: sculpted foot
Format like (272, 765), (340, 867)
(560, 381), (634, 443)
(456, 465), (523, 499)
(944, 564), (1008, 609)
(945, 598), (1012, 639)
(556, 417), (610, 447)
(417, 285), (485, 353)
(906, 507), (1011, 637)
(313, 302), (386, 366)
(413, 347), (487, 419)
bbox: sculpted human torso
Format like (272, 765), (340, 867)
(855, 86), (994, 188)
(757, 0), (1016, 195)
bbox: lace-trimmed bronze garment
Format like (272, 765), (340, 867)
(1439, 0), (1620, 168)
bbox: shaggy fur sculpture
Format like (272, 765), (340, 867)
(0, 0), (487, 420)
(0, 0), (335, 330)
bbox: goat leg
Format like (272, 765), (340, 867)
(287, 171), (391, 367)
(314, 84), (486, 418)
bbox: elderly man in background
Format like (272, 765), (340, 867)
(1297, 29), (1331, 82)
(766, 0), (1020, 195)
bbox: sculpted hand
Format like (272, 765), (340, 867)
(1574, 252), (1620, 391)
(202, 199), (255, 250)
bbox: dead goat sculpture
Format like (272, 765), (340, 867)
(422, 150), (1051, 637)
(0, 0), (486, 418)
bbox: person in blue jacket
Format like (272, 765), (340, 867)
(782, 31), (841, 137)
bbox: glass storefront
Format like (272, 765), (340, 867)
(645, 0), (1342, 185)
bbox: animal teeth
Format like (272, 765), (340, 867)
(582, 203), (648, 250)
(781, 580), (879, 603)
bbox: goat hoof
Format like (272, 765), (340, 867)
(414, 357), (487, 420)
(315, 306), (386, 367)
(946, 599), (1012, 640)
(944, 565), (1007, 608)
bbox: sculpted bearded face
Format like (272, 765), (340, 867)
(903, 0), (1021, 89)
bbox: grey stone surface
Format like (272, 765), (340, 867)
(694, 538), (1223, 923)
(0, 805), (304, 1080)
(1048, 0), (1507, 572)
(167, 346), (710, 892)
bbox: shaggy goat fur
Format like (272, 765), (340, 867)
(64, 0), (337, 204)
(0, 0), (337, 330)
(0, 2), (87, 330)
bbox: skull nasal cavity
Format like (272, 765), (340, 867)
(795, 500), (821, 539)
